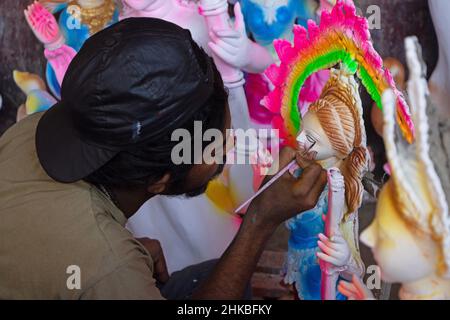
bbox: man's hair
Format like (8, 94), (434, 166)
(83, 46), (228, 191)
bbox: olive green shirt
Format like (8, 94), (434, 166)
(0, 113), (163, 299)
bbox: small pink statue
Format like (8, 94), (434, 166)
(24, 1), (77, 86)
(23, 0), (119, 97)
(16, 0), (119, 119)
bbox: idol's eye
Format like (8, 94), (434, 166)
(306, 134), (316, 144)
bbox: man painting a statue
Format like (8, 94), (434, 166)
(0, 18), (328, 299)
(0, 0), (449, 302)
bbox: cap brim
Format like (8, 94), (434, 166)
(36, 101), (118, 183)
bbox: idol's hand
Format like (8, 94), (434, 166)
(208, 2), (252, 70)
(44, 45), (77, 85)
(317, 233), (351, 268)
(338, 275), (375, 300)
(25, 1), (63, 49)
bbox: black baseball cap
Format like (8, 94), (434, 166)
(36, 18), (216, 183)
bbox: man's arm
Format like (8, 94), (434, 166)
(192, 147), (327, 299)
(190, 211), (273, 299)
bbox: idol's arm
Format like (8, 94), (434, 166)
(207, 2), (273, 74)
(317, 170), (364, 281)
(243, 42), (274, 74)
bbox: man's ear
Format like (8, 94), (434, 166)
(147, 173), (171, 194)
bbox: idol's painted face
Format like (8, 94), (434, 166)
(360, 181), (435, 283)
(123, 0), (156, 10)
(296, 112), (338, 161)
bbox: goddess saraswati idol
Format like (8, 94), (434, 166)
(262, 0), (414, 299)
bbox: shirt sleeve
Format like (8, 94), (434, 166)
(80, 259), (165, 300)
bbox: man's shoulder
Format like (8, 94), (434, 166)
(0, 112), (42, 148)
(70, 187), (158, 299)
(0, 181), (155, 299)
(0, 113), (46, 181)
(89, 186), (152, 265)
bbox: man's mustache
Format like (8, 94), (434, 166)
(185, 163), (225, 198)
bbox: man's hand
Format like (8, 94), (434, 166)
(136, 238), (170, 284)
(193, 147), (326, 299)
(245, 147), (327, 231)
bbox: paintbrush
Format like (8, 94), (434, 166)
(234, 142), (316, 214)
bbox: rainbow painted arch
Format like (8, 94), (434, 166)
(262, 0), (415, 147)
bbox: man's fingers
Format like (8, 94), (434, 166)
(293, 162), (325, 197)
(136, 238), (170, 284)
(153, 252), (170, 284)
(264, 147), (297, 179)
(277, 147), (298, 170)
(147, 243), (170, 284)
(295, 153), (315, 169)
(309, 168), (327, 197)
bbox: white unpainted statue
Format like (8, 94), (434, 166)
(428, 0), (450, 118)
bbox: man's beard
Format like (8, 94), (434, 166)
(184, 163), (225, 198)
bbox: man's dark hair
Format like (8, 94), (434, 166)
(83, 46), (228, 192)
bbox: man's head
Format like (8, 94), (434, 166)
(36, 18), (230, 198)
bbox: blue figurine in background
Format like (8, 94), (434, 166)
(41, 0), (119, 98)
(238, 0), (317, 47)
(239, 0), (318, 129)
(15, 0), (119, 120)
(18, 0), (119, 105)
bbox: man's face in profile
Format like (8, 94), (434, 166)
(166, 103), (231, 198)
